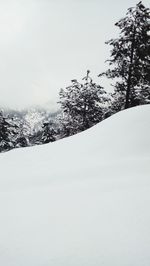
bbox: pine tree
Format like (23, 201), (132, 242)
(13, 116), (30, 148)
(0, 111), (18, 152)
(58, 71), (108, 136)
(41, 121), (56, 144)
(99, 1), (150, 109)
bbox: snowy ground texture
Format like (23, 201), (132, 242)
(0, 105), (150, 266)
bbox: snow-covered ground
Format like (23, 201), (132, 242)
(0, 105), (150, 266)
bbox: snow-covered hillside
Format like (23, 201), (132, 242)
(0, 105), (150, 266)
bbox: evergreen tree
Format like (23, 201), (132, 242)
(13, 117), (30, 148)
(99, 1), (150, 109)
(0, 111), (18, 152)
(58, 71), (108, 136)
(41, 121), (57, 144)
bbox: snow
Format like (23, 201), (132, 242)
(0, 105), (150, 266)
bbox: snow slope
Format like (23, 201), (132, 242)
(0, 105), (150, 266)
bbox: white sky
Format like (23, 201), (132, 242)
(0, 0), (149, 109)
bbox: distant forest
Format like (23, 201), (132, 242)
(0, 1), (150, 153)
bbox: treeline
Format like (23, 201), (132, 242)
(0, 108), (60, 152)
(0, 1), (150, 153)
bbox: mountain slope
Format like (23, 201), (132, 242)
(0, 105), (150, 266)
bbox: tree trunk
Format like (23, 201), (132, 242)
(125, 27), (136, 109)
(125, 65), (132, 109)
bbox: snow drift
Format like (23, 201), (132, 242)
(0, 105), (150, 266)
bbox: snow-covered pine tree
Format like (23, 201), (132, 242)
(99, 1), (150, 109)
(0, 111), (18, 152)
(58, 70), (108, 136)
(41, 121), (57, 144)
(12, 116), (30, 148)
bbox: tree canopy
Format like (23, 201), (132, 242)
(99, 1), (150, 109)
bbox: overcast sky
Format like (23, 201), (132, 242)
(0, 0), (149, 109)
